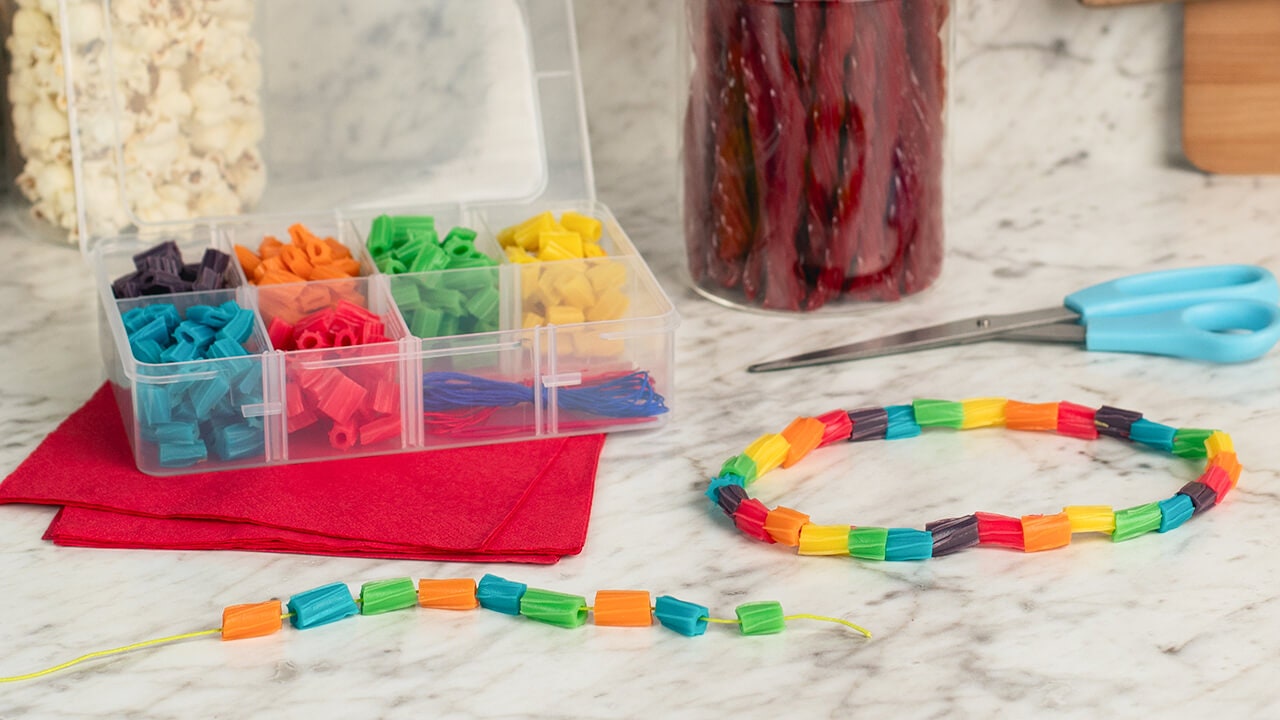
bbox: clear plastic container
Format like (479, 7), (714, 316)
(43, 0), (678, 475)
(681, 0), (951, 312)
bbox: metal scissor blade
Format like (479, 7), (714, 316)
(747, 306), (1081, 373)
(994, 323), (1087, 344)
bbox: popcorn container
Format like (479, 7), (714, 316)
(11, 0), (678, 475)
(681, 0), (951, 312)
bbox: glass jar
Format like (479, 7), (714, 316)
(682, 0), (950, 312)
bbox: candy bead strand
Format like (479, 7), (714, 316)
(0, 575), (870, 684)
(706, 399), (1239, 561)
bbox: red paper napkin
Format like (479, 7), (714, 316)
(0, 384), (605, 563)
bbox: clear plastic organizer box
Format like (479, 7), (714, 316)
(59, 0), (678, 474)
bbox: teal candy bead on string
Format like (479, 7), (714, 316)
(884, 528), (934, 561)
(288, 583), (359, 629)
(1129, 419), (1177, 452)
(654, 596), (710, 637)
(476, 574), (527, 616)
(1157, 495), (1195, 533)
(884, 405), (922, 440)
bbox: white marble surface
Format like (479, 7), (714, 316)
(4, 1), (1280, 718)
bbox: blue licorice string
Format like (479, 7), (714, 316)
(422, 371), (668, 419)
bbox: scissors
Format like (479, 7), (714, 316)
(749, 265), (1280, 372)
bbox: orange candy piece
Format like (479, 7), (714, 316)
(1005, 401), (1061, 432)
(221, 600), (284, 641)
(592, 590), (653, 627)
(1211, 451), (1242, 487)
(780, 417), (825, 468)
(418, 578), (478, 610)
(763, 506), (811, 546)
(1021, 512), (1072, 552)
(239, 224), (362, 287)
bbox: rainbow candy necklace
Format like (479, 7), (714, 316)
(707, 399), (1241, 558)
(0, 574), (869, 684)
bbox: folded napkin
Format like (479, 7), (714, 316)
(0, 384), (604, 563)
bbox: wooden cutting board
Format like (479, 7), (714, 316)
(1183, 0), (1280, 174)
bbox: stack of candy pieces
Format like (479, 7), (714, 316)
(234, 224), (362, 285)
(498, 211), (606, 263)
(267, 300), (401, 452)
(112, 240), (233, 298)
(368, 215), (501, 339)
(707, 399), (1242, 560)
(121, 301), (265, 467)
(0, 575), (870, 684)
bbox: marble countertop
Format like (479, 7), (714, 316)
(2, 158), (1279, 718)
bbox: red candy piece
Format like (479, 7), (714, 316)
(372, 379), (400, 416)
(359, 415), (402, 446)
(1057, 402), (1099, 440)
(287, 408), (319, 433)
(975, 512), (1025, 551)
(733, 498), (775, 543)
(316, 373), (369, 425)
(1199, 465), (1232, 503)
(328, 422), (358, 451)
(816, 409), (853, 447)
(268, 317), (295, 351)
(285, 383), (306, 418)
(295, 329), (331, 350)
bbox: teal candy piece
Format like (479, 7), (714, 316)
(885, 405), (922, 440)
(884, 528), (934, 561)
(911, 399), (965, 429)
(190, 376), (231, 420)
(206, 338), (249, 359)
(654, 596), (709, 637)
(137, 384), (172, 427)
(1172, 428), (1216, 459)
(1130, 419), (1177, 452)
(122, 307), (150, 333)
(132, 317), (171, 346)
(720, 455), (758, 484)
(146, 303), (181, 331)
(217, 309), (256, 345)
(212, 422), (265, 461)
(187, 304), (229, 329)
(175, 320), (216, 349)
(476, 574), (527, 616)
(148, 422), (200, 445)
(158, 441), (208, 468)
(704, 474), (745, 505)
(735, 601), (786, 636)
(288, 583), (359, 629)
(235, 359), (264, 395)
(1158, 494), (1195, 533)
(159, 340), (200, 364)
(130, 338), (164, 364)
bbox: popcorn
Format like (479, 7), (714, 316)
(5, 0), (266, 242)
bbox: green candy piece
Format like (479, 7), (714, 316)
(368, 215), (394, 257)
(392, 238), (426, 266)
(360, 578), (418, 615)
(848, 527), (889, 560)
(420, 286), (465, 316)
(735, 601), (786, 636)
(409, 242), (450, 274)
(438, 314), (460, 338)
(519, 588), (588, 629)
(466, 289), (499, 325)
(409, 308), (444, 338)
(1113, 503), (1162, 542)
(391, 216), (436, 248)
(720, 454), (758, 485)
(445, 254), (496, 272)
(442, 268), (498, 292)
(912, 399), (965, 429)
(444, 227), (478, 245)
(1172, 428), (1216, 459)
(390, 280), (422, 311)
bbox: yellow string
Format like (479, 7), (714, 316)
(702, 617), (741, 625)
(0, 628), (221, 684)
(784, 614), (873, 639)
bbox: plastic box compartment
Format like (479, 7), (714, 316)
(64, 0), (676, 475)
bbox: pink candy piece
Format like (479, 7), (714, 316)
(1057, 402), (1099, 440)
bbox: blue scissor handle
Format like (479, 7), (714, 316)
(1065, 265), (1280, 321)
(1085, 300), (1280, 363)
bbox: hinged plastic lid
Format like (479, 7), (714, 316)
(60, 0), (594, 255)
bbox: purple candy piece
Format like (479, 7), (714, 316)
(112, 271), (143, 299)
(201, 248), (231, 275)
(180, 263), (201, 282)
(192, 266), (223, 291)
(925, 515), (981, 556)
(132, 240), (182, 272)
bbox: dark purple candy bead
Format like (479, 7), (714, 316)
(193, 266), (223, 291)
(1096, 406), (1143, 440)
(848, 407), (889, 442)
(1177, 481), (1218, 515)
(925, 515), (981, 556)
(112, 271), (142, 299)
(201, 248), (231, 275)
(180, 263), (201, 282)
(715, 484), (749, 517)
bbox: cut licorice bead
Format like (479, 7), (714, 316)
(720, 455), (758, 485)
(1205, 431), (1234, 459)
(1057, 402), (1099, 440)
(743, 434), (790, 477)
(1112, 503), (1163, 542)
(1158, 494), (1195, 533)
(1212, 452), (1242, 488)
(714, 484), (750, 517)
(212, 423), (265, 461)
(593, 591), (653, 627)
(158, 441), (208, 468)
(975, 512), (1025, 550)
(418, 579), (478, 610)
(798, 524), (853, 556)
(815, 409), (854, 446)
(1021, 513), (1072, 552)
(221, 601), (283, 641)
(961, 398), (1007, 429)
(1064, 505), (1115, 534)
(1198, 465), (1232, 501)
(1004, 401), (1059, 432)
(847, 407), (888, 442)
(922, 517), (979, 557)
(654, 596), (709, 637)
(780, 417), (825, 468)
(1129, 419), (1176, 452)
(763, 507), (810, 546)
(735, 601), (786, 636)
(1172, 428), (1216, 459)
(848, 527), (889, 561)
(520, 588), (589, 629)
(1178, 481), (1218, 514)
(476, 574), (527, 616)
(884, 405), (921, 440)
(288, 582), (359, 629)
(218, 309), (255, 344)
(146, 422), (200, 445)
(174, 321), (216, 349)
(733, 498), (775, 543)
(705, 474), (745, 506)
(360, 578), (419, 615)
(1095, 406), (1142, 440)
(912, 399), (964, 429)
(884, 528), (933, 561)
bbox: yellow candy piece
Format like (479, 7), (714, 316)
(1064, 506), (1115, 535)
(587, 288), (629, 322)
(538, 231), (585, 261)
(583, 243), (606, 259)
(556, 273), (596, 310)
(506, 245), (537, 264)
(520, 265), (542, 301)
(546, 305), (586, 326)
(1205, 431), (1234, 459)
(560, 211), (602, 242)
(513, 215), (556, 251)
(798, 525), (851, 556)
(522, 312), (545, 329)
(537, 270), (563, 306)
(586, 261), (627, 293)
(960, 398), (1007, 429)
(744, 433), (790, 476)
(501, 211), (555, 247)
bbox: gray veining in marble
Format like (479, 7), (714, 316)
(3, 0), (1279, 718)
